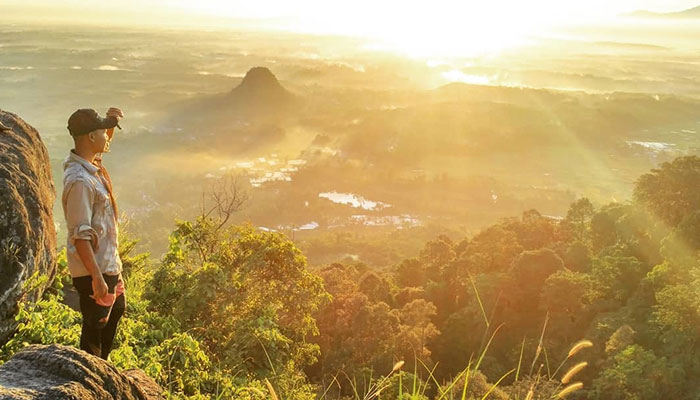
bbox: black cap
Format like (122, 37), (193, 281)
(0, 120), (11, 132)
(67, 108), (120, 137)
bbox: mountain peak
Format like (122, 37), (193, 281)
(238, 67), (282, 91)
(232, 67), (290, 97)
(228, 66), (294, 110)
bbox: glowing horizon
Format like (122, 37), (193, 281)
(137, 0), (700, 57)
(3, 0), (700, 58)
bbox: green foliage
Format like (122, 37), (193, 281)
(590, 204), (626, 252)
(564, 198), (595, 242)
(146, 217), (328, 398)
(439, 370), (510, 400)
(0, 249), (81, 364)
(457, 225), (523, 275)
(590, 253), (647, 305)
(539, 269), (594, 342)
(589, 345), (680, 400)
(511, 248), (564, 289)
(563, 241), (592, 272)
(381, 371), (429, 400)
(3, 157), (699, 399)
(153, 333), (211, 395)
(633, 155), (700, 227)
(660, 210), (700, 266)
(394, 257), (427, 289)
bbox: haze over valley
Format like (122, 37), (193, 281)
(2, 9), (699, 266)
(3, 3), (700, 399)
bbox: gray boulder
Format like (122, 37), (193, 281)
(0, 344), (163, 399)
(0, 109), (57, 345)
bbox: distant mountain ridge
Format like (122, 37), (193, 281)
(623, 5), (700, 18)
(229, 66), (294, 106)
(162, 66), (297, 134)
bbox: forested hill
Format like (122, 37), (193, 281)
(2, 155), (699, 399)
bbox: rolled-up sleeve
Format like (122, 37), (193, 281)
(64, 180), (99, 250)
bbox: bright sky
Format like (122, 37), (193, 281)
(7, 0), (696, 20)
(3, 0), (699, 57)
(172, 0), (698, 19)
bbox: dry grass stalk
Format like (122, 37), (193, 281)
(392, 360), (405, 373)
(264, 378), (279, 400)
(557, 382), (583, 398)
(567, 340), (593, 358)
(561, 362), (588, 384)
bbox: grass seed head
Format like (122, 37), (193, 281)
(392, 360), (405, 373)
(561, 362), (588, 384)
(567, 340), (593, 358)
(557, 382), (584, 398)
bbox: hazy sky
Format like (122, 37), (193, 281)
(5, 0), (699, 14)
(176, 0), (700, 19)
(3, 0), (699, 56)
(4, 0), (699, 25)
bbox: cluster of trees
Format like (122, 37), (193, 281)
(309, 155), (700, 398)
(1, 156), (698, 399)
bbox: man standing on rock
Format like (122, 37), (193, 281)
(62, 107), (125, 360)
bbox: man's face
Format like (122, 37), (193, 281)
(89, 128), (111, 153)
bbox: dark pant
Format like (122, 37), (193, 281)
(72, 274), (126, 360)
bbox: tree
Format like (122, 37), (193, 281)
(540, 269), (593, 343)
(652, 264), (700, 341)
(397, 299), (440, 362)
(501, 249), (565, 335)
(394, 286), (426, 308)
(660, 211), (700, 266)
(563, 241), (592, 272)
(312, 263), (402, 387)
(510, 248), (565, 291)
(605, 325), (635, 355)
(633, 155), (700, 227)
(394, 257), (427, 288)
(564, 198), (595, 242)
(345, 301), (402, 370)
(419, 235), (456, 279)
(591, 204), (627, 252)
(589, 253), (647, 305)
(458, 226), (523, 275)
(358, 271), (393, 304)
(589, 345), (679, 400)
(501, 209), (559, 251)
(146, 221), (331, 382)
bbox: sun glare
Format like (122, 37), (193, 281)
(174, 0), (552, 58)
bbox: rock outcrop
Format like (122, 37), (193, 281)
(0, 344), (163, 399)
(0, 109), (57, 345)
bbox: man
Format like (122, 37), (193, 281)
(62, 107), (125, 360)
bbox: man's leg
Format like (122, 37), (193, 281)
(80, 320), (102, 356)
(73, 276), (103, 357)
(100, 291), (125, 360)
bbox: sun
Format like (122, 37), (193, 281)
(174, 0), (551, 58)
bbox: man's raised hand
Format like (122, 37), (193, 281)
(106, 107), (124, 122)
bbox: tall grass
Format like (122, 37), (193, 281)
(310, 275), (594, 400)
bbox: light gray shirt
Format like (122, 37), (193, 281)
(61, 150), (122, 278)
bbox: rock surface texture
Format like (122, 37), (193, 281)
(0, 109), (57, 345)
(0, 344), (163, 399)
